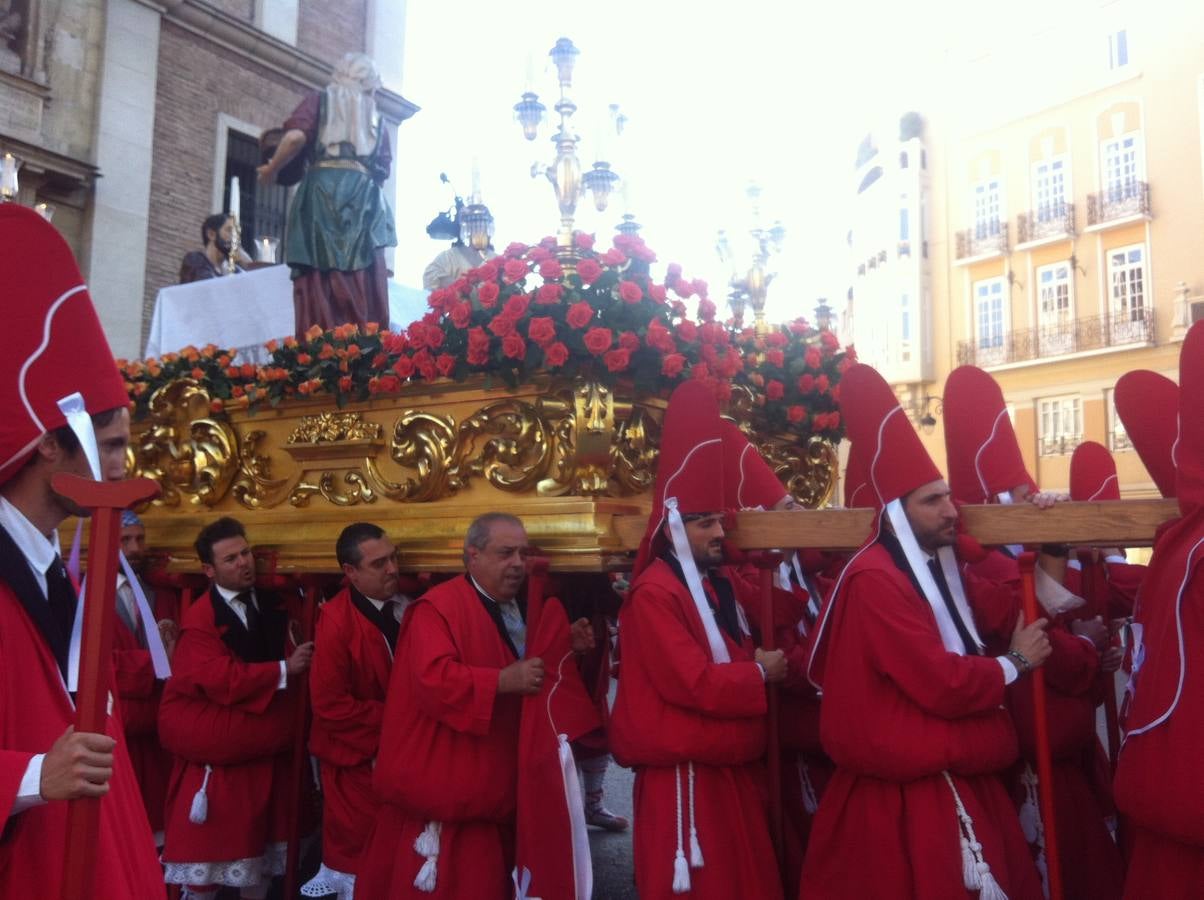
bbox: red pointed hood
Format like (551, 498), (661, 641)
(1070, 441), (1121, 502)
(0, 204), (128, 484)
(1114, 369), (1178, 499)
(942, 365), (1035, 504)
(720, 420), (787, 510)
(842, 439), (872, 509)
(1176, 321), (1204, 515)
(841, 364), (942, 509)
(633, 381), (725, 575)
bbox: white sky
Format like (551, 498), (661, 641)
(387, 0), (1089, 324)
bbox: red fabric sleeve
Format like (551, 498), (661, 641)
(173, 619), (280, 715)
(625, 582), (767, 719)
(282, 91), (321, 144)
(850, 569), (1007, 718)
(310, 609), (383, 759)
(1042, 627), (1100, 695)
(407, 602), (499, 737)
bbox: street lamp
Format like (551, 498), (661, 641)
(716, 185), (785, 334)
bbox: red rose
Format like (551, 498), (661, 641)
(467, 327), (491, 366)
(575, 232), (595, 251)
(504, 294), (530, 319)
(787, 405), (806, 424)
(845, 345), (858, 361)
(338, 376), (353, 392)
(536, 283), (563, 305)
(502, 332), (527, 360)
(566, 301), (594, 330)
(450, 301), (472, 329)
(412, 349), (436, 380)
(645, 321), (676, 353)
(371, 352), (388, 369)
(436, 353), (456, 377)
(813, 412), (829, 430)
(666, 262), (683, 280)
(576, 258), (603, 284)
(488, 315), (517, 338)
(392, 355), (415, 379)
(766, 349), (785, 368)
(648, 284), (667, 303)
(797, 374), (815, 393)
(690, 362), (710, 380)
(832, 384), (841, 401)
(618, 280), (643, 304)
(583, 327), (613, 355)
(504, 242), (529, 258)
(478, 281), (501, 308)
(527, 316), (558, 347)
(502, 258), (528, 284)
(467, 344), (489, 366)
(425, 326), (445, 350)
(674, 279), (694, 299)
(527, 245), (553, 264)
(821, 330), (839, 349)
(619, 331), (640, 352)
(376, 374), (401, 393)
(816, 374), (830, 393)
(478, 259), (501, 282)
(670, 300), (687, 317)
(603, 347), (631, 372)
(661, 353), (686, 377)
(721, 348), (744, 377)
(539, 259), (564, 280)
(544, 341), (570, 368)
(676, 321), (698, 342)
(699, 322), (726, 345)
(828, 411), (841, 428)
(602, 248), (627, 267)
(838, 357), (854, 374)
(766, 331), (790, 349)
(631, 241), (657, 263)
(805, 347), (822, 369)
(788, 319), (809, 336)
(767, 379), (785, 401)
(697, 298), (717, 322)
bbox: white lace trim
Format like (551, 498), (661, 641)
(301, 862), (356, 898)
(163, 841), (287, 887)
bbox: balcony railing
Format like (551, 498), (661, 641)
(1016, 202), (1075, 244)
(955, 222), (1009, 260)
(1086, 181), (1151, 226)
(955, 308), (1154, 368)
(1039, 434), (1083, 457)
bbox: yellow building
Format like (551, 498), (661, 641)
(854, 4), (1203, 498)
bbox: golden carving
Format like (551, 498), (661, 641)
(131, 380), (238, 507)
(760, 436), (839, 510)
(232, 430), (289, 509)
(610, 404), (660, 495)
(287, 412), (381, 444)
(290, 470), (377, 507)
(460, 398), (557, 493)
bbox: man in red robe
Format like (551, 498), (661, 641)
(0, 203), (163, 897)
(302, 522), (410, 899)
(610, 381), (787, 900)
(943, 365), (1124, 899)
(1114, 321), (1204, 896)
(357, 512), (592, 899)
(159, 516), (314, 900)
(801, 363), (1050, 900)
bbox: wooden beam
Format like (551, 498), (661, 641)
(614, 499), (1179, 552)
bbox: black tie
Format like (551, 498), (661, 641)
(235, 590), (261, 634)
(927, 558), (978, 655)
(45, 555), (77, 646)
(379, 600), (401, 650)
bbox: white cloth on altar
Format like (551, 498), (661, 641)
(144, 265), (430, 364)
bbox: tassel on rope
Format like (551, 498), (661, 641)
(687, 762), (704, 868)
(1018, 765), (1049, 896)
(943, 771), (1010, 900)
(798, 758), (820, 815)
(413, 821), (441, 893)
(188, 765), (212, 824)
(671, 764), (691, 894)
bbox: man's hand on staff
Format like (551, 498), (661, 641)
(754, 648), (787, 684)
(40, 726), (115, 800)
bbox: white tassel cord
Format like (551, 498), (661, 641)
(687, 762), (704, 868)
(671, 764), (690, 893)
(189, 765), (212, 824)
(942, 771), (1009, 900)
(413, 820), (441, 893)
(798, 757), (819, 815)
(1018, 765), (1049, 897)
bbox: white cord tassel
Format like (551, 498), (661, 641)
(413, 821), (441, 893)
(798, 757), (820, 815)
(189, 765), (212, 825)
(1018, 766), (1048, 897)
(671, 765), (691, 894)
(687, 762), (704, 868)
(943, 771), (1010, 900)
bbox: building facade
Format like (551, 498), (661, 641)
(849, 2), (1202, 497)
(0, 0), (415, 358)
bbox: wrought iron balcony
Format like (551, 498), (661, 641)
(955, 222), (1009, 260)
(1016, 203), (1075, 244)
(1086, 181), (1151, 226)
(955, 308), (1154, 368)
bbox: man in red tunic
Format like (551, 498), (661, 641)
(302, 522), (410, 899)
(0, 203), (163, 897)
(802, 363), (1050, 900)
(610, 381), (787, 900)
(1114, 321), (1204, 897)
(159, 516), (314, 900)
(358, 512), (591, 899)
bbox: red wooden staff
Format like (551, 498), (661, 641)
(751, 551), (784, 866)
(53, 473), (161, 900)
(1018, 552), (1064, 900)
(1080, 550), (1121, 769)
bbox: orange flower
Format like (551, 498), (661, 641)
(162, 352), (179, 363)
(296, 353), (312, 366)
(346, 343), (361, 359)
(235, 394), (250, 409)
(265, 339), (279, 353)
(283, 336), (298, 349)
(191, 367), (205, 380)
(218, 355), (232, 367)
(305, 324), (324, 341)
(339, 360), (349, 373)
(363, 322), (380, 336)
(146, 362), (161, 377)
(210, 399), (224, 414)
(225, 366), (239, 378)
(319, 344), (336, 360)
(183, 347), (199, 362)
(231, 385), (245, 398)
(134, 382), (149, 395)
(239, 363), (255, 379)
(298, 381), (312, 395)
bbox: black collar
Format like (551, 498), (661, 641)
(0, 523), (68, 677)
(209, 585), (286, 662)
(467, 575), (523, 659)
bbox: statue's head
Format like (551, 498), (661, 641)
(332, 53), (380, 95)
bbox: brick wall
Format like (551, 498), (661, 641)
(202, 0), (256, 23)
(142, 21), (310, 335)
(297, 0), (366, 66)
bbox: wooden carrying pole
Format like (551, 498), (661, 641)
(1018, 552), (1065, 900)
(53, 473), (161, 900)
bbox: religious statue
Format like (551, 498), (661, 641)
(257, 53), (397, 337)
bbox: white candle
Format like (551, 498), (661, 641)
(229, 176), (241, 220)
